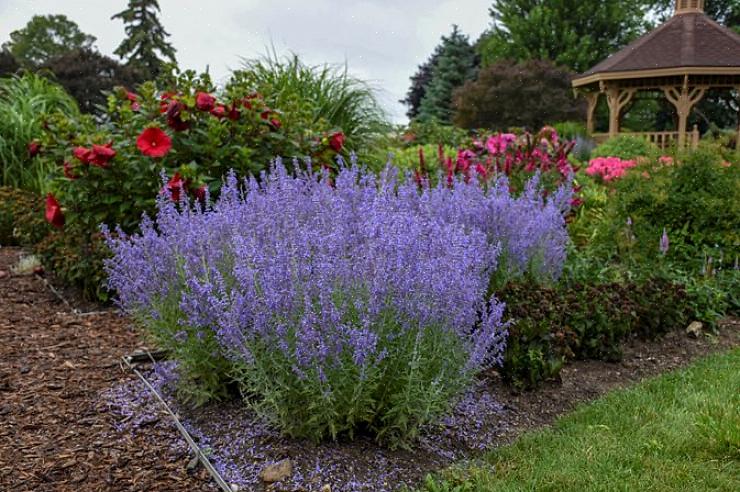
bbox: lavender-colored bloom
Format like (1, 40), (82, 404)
(103, 160), (570, 442)
(659, 227), (670, 255)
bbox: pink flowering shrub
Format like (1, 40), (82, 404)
(585, 156), (638, 182)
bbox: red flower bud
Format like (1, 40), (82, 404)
(28, 141), (41, 158)
(195, 92), (216, 111)
(45, 194), (64, 229)
(329, 132), (345, 152)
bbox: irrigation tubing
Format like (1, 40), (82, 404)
(121, 352), (234, 492)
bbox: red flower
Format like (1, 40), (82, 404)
(126, 91), (140, 111)
(73, 146), (93, 164)
(193, 185), (207, 203)
(329, 132), (345, 152)
(165, 101), (190, 132)
(90, 143), (116, 168)
(63, 161), (79, 180)
(166, 172), (185, 202)
(227, 102), (240, 121)
(28, 141), (41, 158)
(137, 127), (172, 158)
(270, 118), (282, 130)
(195, 92), (216, 111)
(45, 194), (64, 229)
(210, 104), (226, 118)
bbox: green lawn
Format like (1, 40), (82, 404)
(420, 348), (740, 492)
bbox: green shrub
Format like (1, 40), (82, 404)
(36, 70), (343, 299)
(0, 73), (79, 193)
(498, 278), (688, 389)
(0, 186), (47, 246)
(552, 121), (587, 140)
(591, 135), (660, 160)
(605, 147), (739, 268)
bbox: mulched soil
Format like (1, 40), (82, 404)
(0, 247), (216, 492)
(0, 244), (738, 491)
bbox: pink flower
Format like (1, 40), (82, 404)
(658, 155), (674, 165)
(73, 146), (93, 164)
(210, 104), (226, 118)
(485, 133), (517, 155)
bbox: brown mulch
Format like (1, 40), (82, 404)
(0, 245), (737, 491)
(0, 247), (216, 492)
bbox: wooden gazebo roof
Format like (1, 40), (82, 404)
(571, 0), (740, 148)
(573, 1), (740, 88)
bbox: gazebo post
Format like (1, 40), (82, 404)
(604, 83), (636, 137)
(662, 76), (706, 148)
(585, 92), (599, 135)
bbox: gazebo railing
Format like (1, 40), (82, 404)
(591, 125), (700, 151)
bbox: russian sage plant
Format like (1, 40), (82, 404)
(104, 160), (569, 446)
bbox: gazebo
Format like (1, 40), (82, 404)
(572, 0), (740, 149)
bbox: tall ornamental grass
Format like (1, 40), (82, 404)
(104, 161), (570, 446)
(229, 53), (390, 154)
(0, 73), (79, 193)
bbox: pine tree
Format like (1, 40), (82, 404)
(401, 50), (442, 120)
(112, 0), (177, 79)
(416, 26), (478, 123)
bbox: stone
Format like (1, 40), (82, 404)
(321, 485), (331, 492)
(259, 459), (293, 483)
(686, 321), (703, 338)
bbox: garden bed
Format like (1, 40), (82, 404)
(1, 246), (736, 491)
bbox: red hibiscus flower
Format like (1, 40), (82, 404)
(45, 194), (64, 229)
(137, 127), (172, 158)
(165, 101), (190, 132)
(329, 132), (345, 152)
(73, 146), (93, 164)
(195, 92), (216, 111)
(90, 143), (116, 167)
(166, 172), (186, 202)
(269, 118), (282, 130)
(210, 104), (226, 118)
(28, 141), (41, 158)
(63, 161), (79, 180)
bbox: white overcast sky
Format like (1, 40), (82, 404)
(0, 0), (494, 123)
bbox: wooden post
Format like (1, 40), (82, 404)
(604, 85), (636, 138)
(662, 76), (706, 148)
(691, 125), (700, 150)
(585, 92), (599, 135)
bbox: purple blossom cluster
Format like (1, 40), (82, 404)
(103, 160), (569, 443)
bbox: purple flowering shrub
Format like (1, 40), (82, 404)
(104, 160), (569, 446)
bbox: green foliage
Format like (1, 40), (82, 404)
(452, 59), (583, 131)
(0, 50), (20, 77)
(498, 278), (688, 389)
(420, 349), (740, 491)
(0, 73), (80, 193)
(2, 14), (96, 68)
(229, 53), (390, 157)
(112, 0), (177, 79)
(591, 135), (660, 160)
(479, 0), (653, 72)
(417, 26), (478, 123)
(0, 187), (46, 246)
(401, 49), (442, 120)
(599, 148), (739, 267)
(552, 121), (588, 140)
(232, 310), (471, 447)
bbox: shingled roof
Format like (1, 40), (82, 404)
(572, 11), (740, 87)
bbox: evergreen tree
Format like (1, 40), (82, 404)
(112, 0), (177, 79)
(401, 50), (441, 120)
(0, 50), (20, 77)
(479, 1), (652, 73)
(2, 15), (96, 68)
(416, 26), (478, 123)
